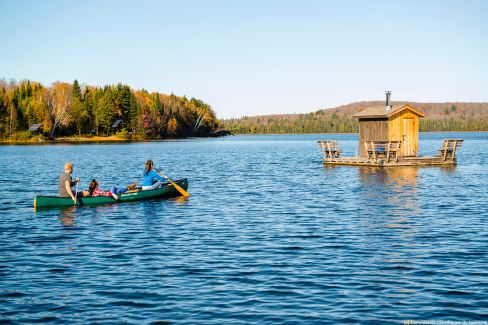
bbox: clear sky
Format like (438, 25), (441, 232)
(1, 0), (487, 118)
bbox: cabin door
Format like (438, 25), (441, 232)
(402, 118), (415, 156)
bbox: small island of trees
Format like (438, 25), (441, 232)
(0, 79), (221, 141)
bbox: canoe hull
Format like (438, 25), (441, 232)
(34, 178), (188, 209)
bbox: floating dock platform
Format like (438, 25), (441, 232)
(318, 139), (463, 167)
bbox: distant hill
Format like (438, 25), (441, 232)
(222, 101), (488, 134)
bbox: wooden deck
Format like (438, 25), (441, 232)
(318, 139), (463, 167)
(323, 156), (458, 167)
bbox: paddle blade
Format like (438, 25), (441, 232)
(170, 180), (190, 197)
(156, 170), (190, 197)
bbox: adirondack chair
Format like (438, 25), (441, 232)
(317, 140), (341, 159)
(364, 141), (401, 162)
(438, 139), (463, 160)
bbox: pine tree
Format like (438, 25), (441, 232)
(72, 79), (81, 100)
(0, 86), (7, 136)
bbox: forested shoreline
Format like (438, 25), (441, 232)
(223, 102), (488, 134)
(0, 79), (220, 140)
(3, 80), (487, 140)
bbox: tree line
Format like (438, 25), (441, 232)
(223, 106), (488, 134)
(224, 112), (358, 134)
(0, 79), (220, 139)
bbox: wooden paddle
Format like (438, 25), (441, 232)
(155, 169), (190, 197)
(73, 177), (79, 206)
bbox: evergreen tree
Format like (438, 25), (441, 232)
(0, 86), (7, 135)
(72, 79), (81, 100)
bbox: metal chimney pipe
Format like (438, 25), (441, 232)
(385, 91), (391, 111)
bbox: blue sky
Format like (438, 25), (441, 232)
(1, 0), (487, 118)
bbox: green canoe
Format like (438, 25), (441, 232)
(34, 178), (188, 209)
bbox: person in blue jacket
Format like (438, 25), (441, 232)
(142, 159), (166, 190)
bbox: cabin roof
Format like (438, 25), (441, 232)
(28, 124), (41, 131)
(111, 119), (122, 128)
(353, 104), (425, 119)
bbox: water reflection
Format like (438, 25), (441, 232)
(59, 206), (78, 227)
(438, 166), (457, 176)
(172, 196), (190, 204)
(356, 167), (422, 287)
(57, 203), (121, 226)
(358, 166), (419, 188)
(357, 167), (421, 232)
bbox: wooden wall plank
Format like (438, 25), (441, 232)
(358, 118), (389, 157)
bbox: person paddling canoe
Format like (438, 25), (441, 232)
(141, 160), (190, 197)
(59, 162), (86, 204)
(142, 159), (166, 190)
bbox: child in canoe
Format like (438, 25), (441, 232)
(88, 179), (137, 200)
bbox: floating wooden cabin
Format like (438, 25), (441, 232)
(318, 92), (463, 167)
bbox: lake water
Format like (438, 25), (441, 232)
(0, 132), (487, 323)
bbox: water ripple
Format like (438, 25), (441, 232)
(0, 133), (487, 323)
